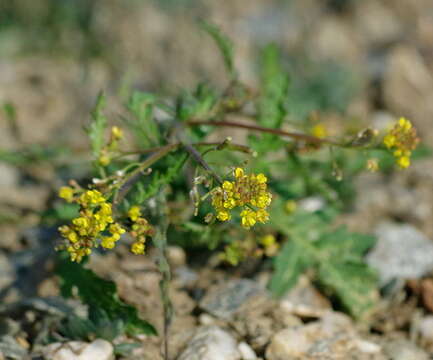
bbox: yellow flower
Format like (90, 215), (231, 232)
(59, 186), (74, 203)
(397, 156), (410, 169)
(131, 241), (145, 255)
(98, 154), (111, 166)
(383, 134), (396, 149)
(234, 167), (244, 178)
(217, 210), (231, 221)
(109, 223), (126, 236)
(222, 181), (234, 191)
(58, 187), (129, 262)
(260, 234), (276, 247)
(311, 123), (328, 139)
(256, 209), (269, 223)
(128, 206), (141, 221)
(111, 126), (123, 140)
(78, 190), (105, 206)
(240, 209), (257, 229)
(256, 173), (267, 184)
(366, 159), (379, 172)
(383, 117), (419, 169)
(210, 167), (272, 229)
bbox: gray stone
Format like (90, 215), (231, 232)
(0, 335), (27, 360)
(178, 326), (241, 360)
(418, 315), (433, 351)
(266, 315), (384, 360)
(0, 253), (15, 292)
(237, 342), (257, 360)
(367, 223), (433, 285)
(200, 279), (267, 320)
(42, 339), (114, 360)
(280, 275), (331, 318)
(383, 339), (429, 360)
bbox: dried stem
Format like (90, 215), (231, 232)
(187, 119), (341, 146)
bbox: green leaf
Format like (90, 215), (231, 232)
(114, 343), (142, 357)
(176, 83), (218, 126)
(250, 44), (289, 154)
(60, 315), (97, 341)
(257, 44), (289, 129)
(125, 92), (160, 148)
(315, 226), (376, 259)
(200, 20), (236, 78)
(87, 92), (107, 158)
(268, 202), (378, 318)
(268, 239), (312, 297)
(129, 152), (188, 205)
(317, 261), (378, 318)
(56, 255), (157, 336)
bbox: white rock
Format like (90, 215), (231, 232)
(367, 223), (433, 285)
(43, 339), (113, 360)
(266, 327), (311, 359)
(384, 339), (429, 360)
(178, 326), (241, 360)
(237, 342), (257, 360)
(167, 246), (186, 268)
(355, 339), (381, 354)
(419, 315), (433, 344)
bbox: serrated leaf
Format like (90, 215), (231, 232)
(200, 20), (236, 78)
(268, 239), (312, 297)
(250, 44), (289, 154)
(177, 83), (218, 127)
(56, 255), (157, 336)
(317, 261), (378, 318)
(88, 92), (107, 158)
(268, 201), (378, 318)
(315, 226), (376, 259)
(60, 315), (97, 340)
(125, 92), (160, 148)
(257, 44), (289, 129)
(129, 152), (188, 205)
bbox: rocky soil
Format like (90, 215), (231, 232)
(1, 0), (433, 359)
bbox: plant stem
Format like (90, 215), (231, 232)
(112, 143), (177, 207)
(187, 119), (341, 146)
(153, 191), (172, 360)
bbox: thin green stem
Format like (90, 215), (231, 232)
(153, 191), (172, 360)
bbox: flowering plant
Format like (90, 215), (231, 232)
(53, 23), (423, 355)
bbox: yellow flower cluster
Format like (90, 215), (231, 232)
(383, 118), (419, 169)
(128, 206), (154, 255)
(211, 168), (272, 229)
(58, 188), (125, 262)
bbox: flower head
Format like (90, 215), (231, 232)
(210, 167), (272, 229)
(128, 205), (142, 222)
(59, 186), (75, 203)
(383, 118), (419, 169)
(111, 126), (123, 140)
(58, 188), (125, 262)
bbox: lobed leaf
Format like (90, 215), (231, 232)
(199, 20), (236, 78)
(87, 92), (107, 158)
(56, 255), (157, 336)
